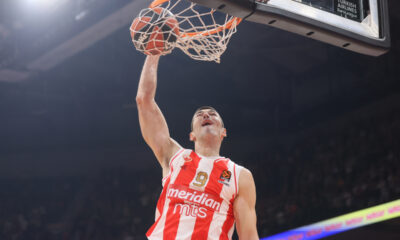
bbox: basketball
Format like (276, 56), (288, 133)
(130, 7), (180, 55)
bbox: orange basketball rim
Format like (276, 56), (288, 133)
(149, 0), (242, 38)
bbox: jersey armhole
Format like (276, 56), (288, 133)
(162, 148), (185, 184)
(169, 148), (185, 168)
(233, 164), (243, 197)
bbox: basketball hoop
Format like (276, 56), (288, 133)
(130, 0), (242, 63)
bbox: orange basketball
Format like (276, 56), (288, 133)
(130, 7), (180, 55)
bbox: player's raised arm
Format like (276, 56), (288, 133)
(234, 168), (259, 240)
(136, 55), (180, 169)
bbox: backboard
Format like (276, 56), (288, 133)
(189, 0), (391, 56)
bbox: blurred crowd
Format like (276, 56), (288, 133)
(254, 109), (400, 236)
(0, 177), (81, 240)
(1, 105), (400, 240)
(65, 170), (158, 240)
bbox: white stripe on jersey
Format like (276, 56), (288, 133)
(175, 154), (216, 238)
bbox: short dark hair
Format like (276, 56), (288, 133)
(191, 106), (224, 130)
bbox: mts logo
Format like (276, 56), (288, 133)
(173, 203), (207, 218)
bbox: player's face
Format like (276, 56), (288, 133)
(190, 109), (226, 141)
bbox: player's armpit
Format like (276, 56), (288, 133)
(137, 101), (181, 166)
(234, 168), (259, 240)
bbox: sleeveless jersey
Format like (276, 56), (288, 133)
(146, 149), (243, 240)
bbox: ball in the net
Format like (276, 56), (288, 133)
(130, 7), (180, 55)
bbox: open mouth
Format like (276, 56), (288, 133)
(201, 120), (213, 127)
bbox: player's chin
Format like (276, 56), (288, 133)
(202, 129), (219, 136)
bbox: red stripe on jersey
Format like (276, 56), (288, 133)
(156, 176), (170, 217)
(147, 149), (184, 237)
(163, 151), (201, 239)
(219, 198), (235, 240)
(190, 158), (228, 239)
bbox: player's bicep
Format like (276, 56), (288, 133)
(136, 99), (180, 166)
(234, 169), (259, 240)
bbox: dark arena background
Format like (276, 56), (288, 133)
(1, 0), (400, 239)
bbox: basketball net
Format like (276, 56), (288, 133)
(131, 0), (242, 63)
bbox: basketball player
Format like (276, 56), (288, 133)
(136, 55), (259, 240)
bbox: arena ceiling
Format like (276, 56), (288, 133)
(0, 0), (399, 162)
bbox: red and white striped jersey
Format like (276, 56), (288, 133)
(146, 149), (243, 240)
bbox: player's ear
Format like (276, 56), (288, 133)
(189, 132), (196, 142)
(222, 128), (227, 138)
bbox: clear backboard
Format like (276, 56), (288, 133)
(189, 0), (390, 56)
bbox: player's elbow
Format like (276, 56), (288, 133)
(136, 94), (152, 105)
(136, 95), (144, 105)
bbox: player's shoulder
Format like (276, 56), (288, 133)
(222, 159), (252, 179)
(237, 166), (255, 187)
(227, 160), (250, 175)
(239, 167), (253, 179)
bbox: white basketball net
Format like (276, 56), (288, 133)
(130, 0), (241, 63)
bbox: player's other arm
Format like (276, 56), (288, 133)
(234, 168), (259, 240)
(136, 55), (180, 169)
